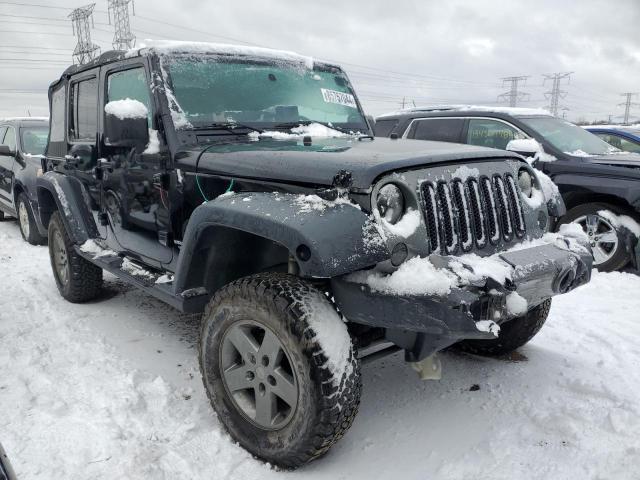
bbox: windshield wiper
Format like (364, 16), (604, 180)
(194, 122), (263, 134)
(273, 120), (356, 136)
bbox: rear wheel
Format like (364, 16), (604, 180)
(17, 192), (46, 245)
(48, 211), (103, 303)
(558, 202), (631, 272)
(199, 273), (361, 469)
(457, 299), (552, 356)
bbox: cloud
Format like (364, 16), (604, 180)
(0, 0), (638, 122)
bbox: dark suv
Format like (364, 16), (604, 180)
(38, 44), (591, 468)
(0, 117), (49, 244)
(376, 106), (640, 272)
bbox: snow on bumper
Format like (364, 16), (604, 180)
(332, 233), (592, 341)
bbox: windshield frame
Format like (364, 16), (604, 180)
(518, 115), (619, 157)
(157, 52), (370, 136)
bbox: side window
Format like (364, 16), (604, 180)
(107, 67), (152, 125)
(374, 119), (398, 137)
(467, 119), (524, 150)
(595, 133), (622, 149)
(50, 84), (66, 142)
(2, 127), (16, 152)
(69, 77), (98, 142)
(408, 118), (464, 143)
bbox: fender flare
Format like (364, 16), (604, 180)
(36, 171), (99, 244)
(173, 192), (390, 292)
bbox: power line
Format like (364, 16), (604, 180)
(543, 72), (572, 116)
(497, 75), (530, 107)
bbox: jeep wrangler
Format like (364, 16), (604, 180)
(37, 41), (592, 469)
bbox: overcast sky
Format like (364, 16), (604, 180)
(1, 0), (639, 122)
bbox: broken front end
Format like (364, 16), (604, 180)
(333, 159), (592, 368)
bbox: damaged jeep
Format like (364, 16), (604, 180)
(37, 41), (592, 469)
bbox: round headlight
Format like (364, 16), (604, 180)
(376, 184), (405, 224)
(518, 169), (533, 198)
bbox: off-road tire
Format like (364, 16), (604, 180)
(557, 202), (631, 272)
(48, 211), (103, 303)
(199, 273), (361, 469)
(17, 192), (46, 245)
(457, 299), (552, 356)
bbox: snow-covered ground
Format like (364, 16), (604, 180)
(1, 219), (639, 479)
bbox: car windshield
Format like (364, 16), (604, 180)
(160, 54), (368, 133)
(519, 116), (617, 156)
(20, 127), (48, 155)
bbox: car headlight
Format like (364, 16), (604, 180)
(376, 184), (405, 224)
(518, 169), (534, 198)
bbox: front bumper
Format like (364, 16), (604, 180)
(332, 240), (592, 361)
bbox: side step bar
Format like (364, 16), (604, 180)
(74, 246), (210, 313)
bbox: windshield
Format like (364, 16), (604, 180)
(20, 127), (48, 155)
(160, 54), (368, 132)
(520, 116), (617, 156)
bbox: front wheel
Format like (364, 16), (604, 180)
(48, 211), (103, 303)
(17, 192), (46, 245)
(199, 273), (361, 469)
(457, 299), (552, 356)
(557, 202), (632, 272)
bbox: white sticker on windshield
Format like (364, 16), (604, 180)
(321, 88), (357, 109)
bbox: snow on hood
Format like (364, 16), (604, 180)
(128, 39), (314, 68)
(248, 123), (354, 140)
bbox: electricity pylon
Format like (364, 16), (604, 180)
(543, 72), (572, 116)
(68, 4), (100, 65)
(497, 76), (530, 107)
(618, 93), (639, 124)
(108, 0), (136, 50)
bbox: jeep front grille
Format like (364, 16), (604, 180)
(420, 173), (526, 254)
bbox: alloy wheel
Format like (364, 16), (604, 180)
(220, 320), (299, 430)
(574, 214), (618, 266)
(52, 229), (69, 285)
(18, 201), (30, 239)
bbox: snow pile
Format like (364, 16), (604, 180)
(138, 40), (314, 69)
(294, 289), (353, 390)
(451, 165), (480, 181)
(105, 99), (148, 120)
(143, 129), (160, 154)
(378, 105), (549, 118)
(475, 320), (500, 336)
(450, 253), (514, 285)
(294, 194), (359, 213)
(249, 123), (352, 140)
(558, 222), (589, 242)
(348, 256), (459, 296)
(598, 210), (640, 237)
(380, 209), (421, 238)
(121, 258), (156, 279)
(565, 149), (594, 157)
(80, 239), (117, 258)
(1, 220), (640, 479)
(506, 292), (528, 316)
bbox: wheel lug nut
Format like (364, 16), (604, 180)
(250, 355), (256, 364)
(246, 371), (255, 381)
(261, 356), (269, 367)
(258, 383), (266, 396)
(267, 375), (276, 386)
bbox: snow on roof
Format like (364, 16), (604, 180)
(0, 116), (49, 122)
(378, 104), (550, 118)
(126, 40), (314, 68)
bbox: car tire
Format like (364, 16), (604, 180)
(456, 299), (551, 356)
(48, 211), (103, 303)
(558, 202), (632, 272)
(17, 192), (46, 245)
(199, 272), (361, 469)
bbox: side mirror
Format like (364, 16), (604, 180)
(0, 145), (15, 156)
(104, 99), (149, 152)
(506, 138), (541, 158)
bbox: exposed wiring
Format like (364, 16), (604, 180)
(194, 144), (235, 202)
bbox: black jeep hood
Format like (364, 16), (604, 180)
(582, 153), (640, 169)
(175, 136), (519, 189)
